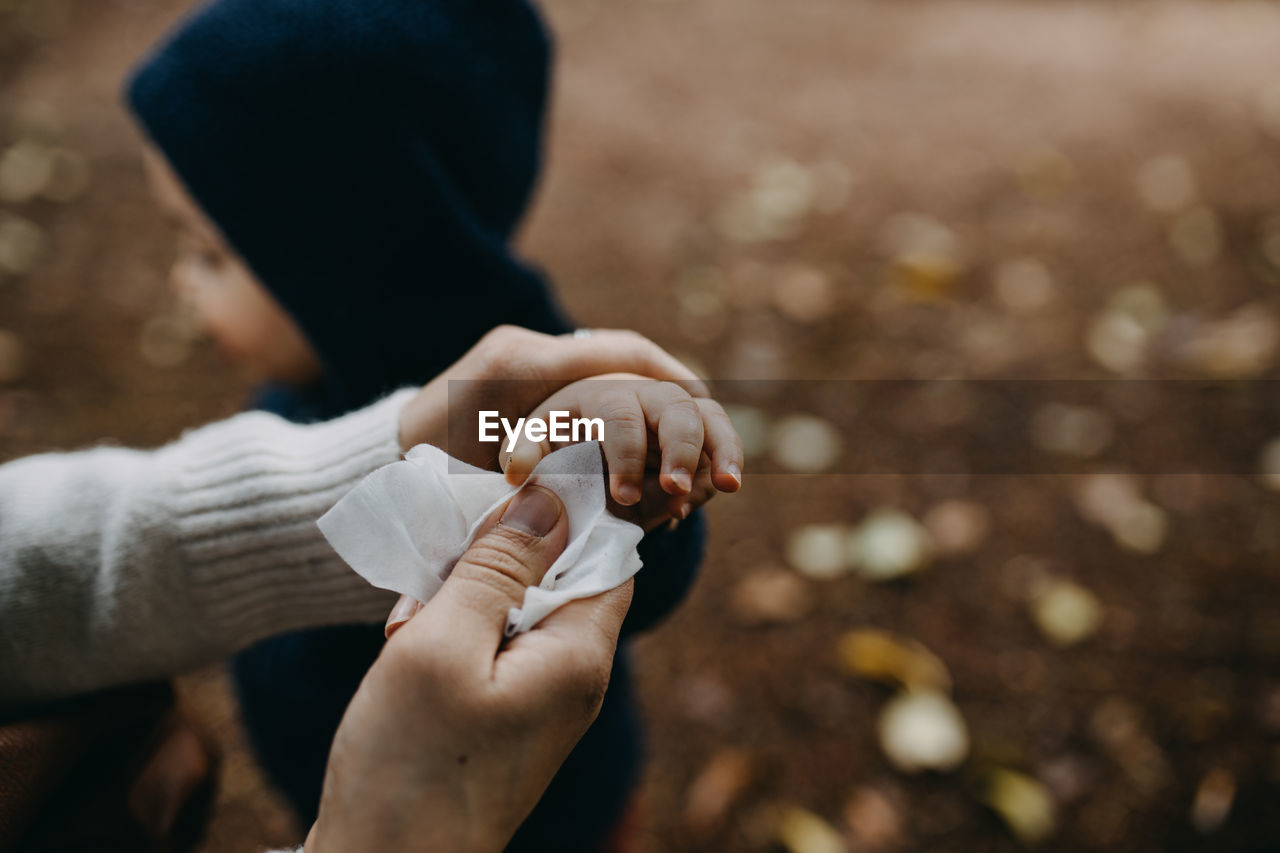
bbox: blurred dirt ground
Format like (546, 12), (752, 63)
(3, 0), (1280, 850)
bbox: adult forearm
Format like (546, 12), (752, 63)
(0, 389), (414, 707)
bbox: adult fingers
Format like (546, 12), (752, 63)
(408, 486), (569, 669)
(497, 580), (635, 721)
(545, 329), (708, 398)
(384, 594), (423, 638)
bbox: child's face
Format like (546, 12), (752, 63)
(142, 146), (322, 386)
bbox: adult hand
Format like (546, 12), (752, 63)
(306, 486), (632, 853)
(397, 325), (707, 467)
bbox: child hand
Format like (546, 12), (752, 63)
(397, 326), (707, 467)
(498, 373), (743, 529)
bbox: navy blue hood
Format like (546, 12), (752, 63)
(128, 0), (571, 419)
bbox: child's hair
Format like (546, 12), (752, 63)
(128, 0), (570, 414)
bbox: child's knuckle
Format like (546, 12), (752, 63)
(673, 438), (704, 460)
(599, 399), (643, 428)
(666, 395), (702, 422)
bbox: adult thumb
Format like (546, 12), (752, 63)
(418, 485), (570, 661)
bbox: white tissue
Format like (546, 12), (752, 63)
(318, 441), (644, 635)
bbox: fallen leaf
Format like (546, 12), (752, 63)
(0, 140), (55, 204)
(1176, 303), (1279, 378)
(1086, 311), (1148, 375)
(771, 414), (843, 473)
(1074, 475), (1169, 554)
(838, 629), (952, 693)
(786, 524), (853, 580)
(732, 567), (815, 625)
(881, 213), (965, 299)
(1190, 768), (1235, 834)
(684, 749), (753, 835)
(881, 212), (959, 259)
(980, 768), (1057, 845)
(848, 510), (933, 581)
(1109, 284), (1170, 333)
(715, 159), (815, 244)
(892, 254), (963, 299)
(1085, 283), (1167, 376)
(877, 690), (969, 774)
(1029, 579), (1103, 647)
(1074, 474), (1143, 528)
(777, 806), (847, 853)
(0, 213), (45, 276)
(842, 786), (902, 850)
(1108, 500), (1167, 554)
(1031, 403), (1113, 459)
(923, 500), (990, 556)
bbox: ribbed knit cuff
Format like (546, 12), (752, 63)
(157, 388), (416, 656)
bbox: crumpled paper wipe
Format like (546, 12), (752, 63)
(318, 441), (644, 635)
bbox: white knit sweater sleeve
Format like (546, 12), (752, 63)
(0, 388), (417, 706)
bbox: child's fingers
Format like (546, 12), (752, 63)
(664, 461), (717, 520)
(695, 397), (744, 492)
(523, 382), (650, 504)
(597, 390), (649, 505)
(634, 381), (703, 496)
(503, 379), (651, 502)
(502, 433), (551, 487)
